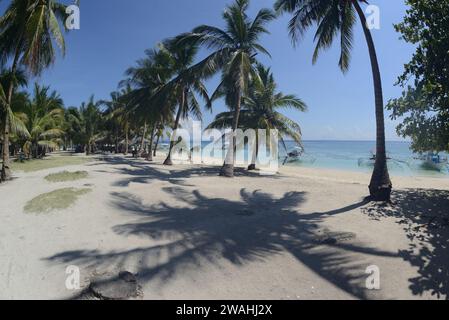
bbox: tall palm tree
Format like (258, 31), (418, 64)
(63, 107), (83, 151)
(122, 47), (177, 161)
(156, 40), (210, 165)
(153, 124), (166, 157)
(0, 84), (8, 157)
(119, 85), (139, 156)
(0, 68), (29, 159)
(0, 0), (67, 181)
(179, 0), (275, 177)
(101, 92), (122, 154)
(22, 83), (65, 158)
(0, 84), (6, 118)
(209, 64), (307, 170)
(275, 0), (392, 201)
(79, 96), (102, 155)
(101, 88), (134, 155)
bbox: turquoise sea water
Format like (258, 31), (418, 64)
(165, 139), (449, 177)
(191, 140), (448, 177)
(281, 140), (449, 178)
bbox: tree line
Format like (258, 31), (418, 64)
(3, 0), (442, 202)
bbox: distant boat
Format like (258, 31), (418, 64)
(415, 152), (448, 172)
(358, 152), (405, 169)
(283, 146), (316, 165)
(358, 152), (382, 167)
(287, 149), (302, 158)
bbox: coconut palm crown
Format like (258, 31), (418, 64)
(0, 0), (68, 181)
(209, 64), (307, 170)
(275, 0), (392, 201)
(178, 0), (276, 177)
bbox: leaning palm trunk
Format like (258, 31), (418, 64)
(220, 90), (242, 177)
(164, 89), (185, 166)
(354, 2), (392, 201)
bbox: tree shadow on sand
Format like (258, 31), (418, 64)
(45, 186), (398, 299)
(362, 189), (449, 299)
(87, 155), (283, 187)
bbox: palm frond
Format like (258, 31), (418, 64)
(276, 0), (357, 71)
(39, 128), (64, 139)
(7, 107), (30, 138)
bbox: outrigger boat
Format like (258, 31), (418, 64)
(282, 146), (316, 165)
(415, 152), (448, 172)
(358, 151), (407, 170)
(358, 151), (390, 167)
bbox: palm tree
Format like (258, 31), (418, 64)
(0, 83), (8, 158)
(146, 112), (173, 162)
(101, 89), (134, 155)
(79, 96), (102, 155)
(209, 64), (307, 170)
(0, 84), (6, 121)
(153, 123), (167, 157)
(179, 0), (275, 177)
(101, 92), (122, 154)
(155, 40), (210, 166)
(0, 0), (68, 181)
(22, 83), (65, 158)
(275, 0), (392, 201)
(121, 47), (177, 161)
(119, 85), (138, 156)
(0, 68), (29, 160)
(63, 107), (83, 152)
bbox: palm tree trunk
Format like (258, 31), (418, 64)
(1, 52), (21, 182)
(1, 112), (11, 182)
(154, 133), (161, 157)
(354, 2), (392, 201)
(220, 89), (242, 177)
(147, 124), (156, 162)
(34, 143), (39, 159)
(115, 127), (119, 154)
(1, 28), (26, 182)
(86, 140), (91, 156)
(164, 89), (185, 166)
(124, 126), (129, 155)
(248, 132), (259, 171)
(140, 122), (147, 152)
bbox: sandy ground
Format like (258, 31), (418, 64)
(0, 153), (448, 300)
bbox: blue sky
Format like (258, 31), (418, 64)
(0, 0), (415, 141)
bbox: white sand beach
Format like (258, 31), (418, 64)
(1, 153), (448, 300)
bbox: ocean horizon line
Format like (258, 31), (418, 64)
(159, 139), (411, 144)
(288, 139), (410, 143)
